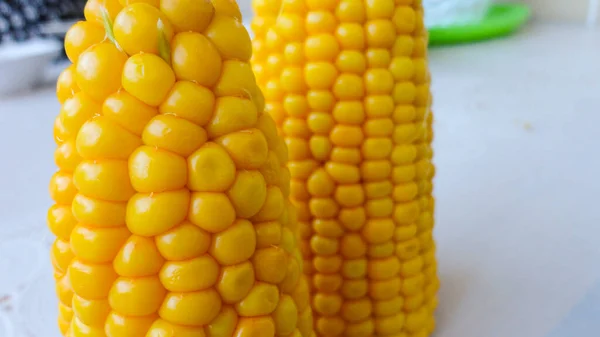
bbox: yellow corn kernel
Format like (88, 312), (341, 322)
(159, 290), (222, 326)
(84, 0), (122, 25)
(69, 260), (118, 300)
(122, 53), (176, 107)
(142, 115), (208, 157)
(105, 312), (157, 337)
(108, 276), (167, 316)
(253, 0), (437, 335)
(113, 3), (174, 55)
(146, 319), (207, 337)
(159, 81), (215, 126)
(126, 189), (190, 236)
(50, 2), (313, 336)
(234, 317), (275, 337)
(113, 235), (164, 277)
(56, 65), (80, 105)
(161, 0), (214, 33)
(160, 255), (220, 292)
(210, 219), (257, 265)
(64, 21), (105, 63)
(76, 42), (127, 102)
(70, 224), (130, 263)
(155, 221), (211, 261)
(72, 295), (110, 327)
(206, 306), (237, 337)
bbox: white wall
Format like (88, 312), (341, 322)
(519, 0), (594, 23)
(239, 0), (253, 20)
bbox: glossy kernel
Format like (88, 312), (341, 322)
(160, 81), (215, 126)
(76, 42), (127, 102)
(76, 117), (142, 160)
(188, 143), (237, 192)
(56, 65), (80, 104)
(126, 189), (190, 236)
(160, 0), (215, 32)
(103, 91), (158, 136)
(129, 146), (188, 193)
(142, 114), (208, 157)
(113, 3), (174, 55)
(159, 290), (222, 326)
(172, 32), (223, 87)
(218, 129), (269, 170)
(205, 14), (252, 61)
(70, 224), (130, 264)
(73, 160), (135, 202)
(160, 255), (220, 292)
(69, 260), (117, 300)
(210, 220), (257, 266)
(109, 276), (166, 316)
(189, 192), (236, 233)
(64, 21), (105, 63)
(235, 283), (280, 316)
(122, 53), (176, 107)
(227, 171), (268, 218)
(114, 235), (165, 277)
(155, 221), (211, 261)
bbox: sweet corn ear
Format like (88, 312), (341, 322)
(50, 1), (314, 336)
(252, 0), (439, 336)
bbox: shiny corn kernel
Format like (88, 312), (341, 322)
(210, 220), (257, 265)
(70, 224), (130, 263)
(234, 317), (275, 337)
(142, 115), (207, 157)
(76, 42), (127, 103)
(113, 3), (174, 55)
(189, 192), (236, 233)
(105, 312), (157, 337)
(114, 235), (164, 277)
(122, 53), (176, 106)
(126, 189), (190, 236)
(159, 81), (215, 126)
(205, 15), (252, 61)
(160, 0), (214, 33)
(129, 146), (187, 192)
(69, 259), (117, 300)
(108, 276), (166, 316)
(205, 306), (237, 337)
(56, 65), (80, 104)
(172, 32), (222, 87)
(103, 91), (158, 136)
(159, 290), (222, 326)
(64, 21), (105, 63)
(84, 0), (122, 25)
(155, 221), (211, 261)
(236, 282), (280, 316)
(72, 295), (110, 327)
(160, 255), (220, 292)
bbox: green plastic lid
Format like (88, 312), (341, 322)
(428, 3), (532, 46)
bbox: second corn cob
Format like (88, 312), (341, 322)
(252, 0), (439, 336)
(50, 0), (314, 336)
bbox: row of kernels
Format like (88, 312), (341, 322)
(51, 75), (95, 334)
(63, 71), (144, 335)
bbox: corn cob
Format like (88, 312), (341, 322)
(251, 0), (439, 336)
(50, 1), (314, 336)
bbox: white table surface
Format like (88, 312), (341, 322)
(0, 23), (599, 337)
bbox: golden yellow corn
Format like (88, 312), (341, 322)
(251, 0), (439, 336)
(50, 1), (314, 336)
